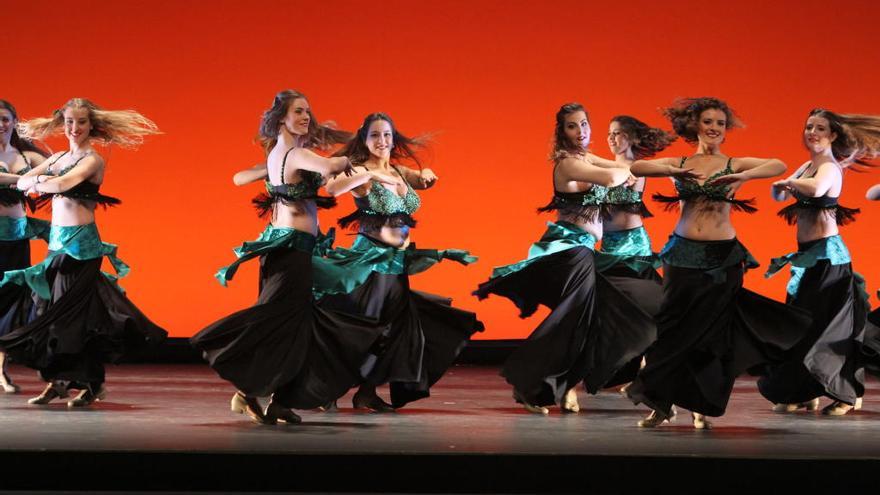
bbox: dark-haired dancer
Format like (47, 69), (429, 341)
(191, 90), (383, 424)
(759, 109), (880, 415)
(475, 103), (670, 414)
(600, 117), (676, 388)
(0, 100), (50, 393)
(626, 97), (812, 429)
(0, 98), (166, 407)
(315, 112), (482, 411)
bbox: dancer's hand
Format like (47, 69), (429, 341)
(419, 168), (438, 188)
(772, 179), (793, 193)
(710, 173), (748, 197)
(670, 167), (704, 182)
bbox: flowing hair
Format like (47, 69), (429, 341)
(17, 98), (160, 148)
(662, 97), (743, 145)
(333, 112), (426, 168)
(808, 108), (880, 169)
(610, 115), (676, 159)
(551, 102), (589, 161)
(257, 89), (352, 153)
(0, 99), (48, 157)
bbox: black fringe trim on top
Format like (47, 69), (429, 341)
(34, 192), (121, 211)
(0, 189), (37, 213)
(537, 199), (604, 223)
(252, 192), (337, 219)
(652, 192), (757, 214)
(603, 201), (654, 219)
(777, 202), (860, 226)
(337, 210), (417, 232)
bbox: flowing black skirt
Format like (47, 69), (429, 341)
(475, 246), (656, 407)
(0, 254), (166, 387)
(758, 261), (866, 405)
(627, 261), (812, 419)
(320, 272), (483, 408)
(0, 239), (34, 338)
(191, 246), (384, 409)
(863, 307), (880, 375)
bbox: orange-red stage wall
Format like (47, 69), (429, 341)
(7, 0), (880, 338)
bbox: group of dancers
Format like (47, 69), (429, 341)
(1, 92), (879, 430)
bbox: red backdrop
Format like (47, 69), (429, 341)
(6, 0), (880, 338)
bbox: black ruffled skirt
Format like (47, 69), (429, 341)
(758, 261), (866, 404)
(0, 239), (34, 338)
(475, 246), (656, 407)
(191, 246), (385, 409)
(627, 241), (812, 419)
(0, 254), (166, 387)
(320, 272), (483, 408)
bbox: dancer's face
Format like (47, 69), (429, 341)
(0, 109), (14, 145)
(607, 121), (631, 156)
(63, 106), (92, 147)
(282, 98), (311, 136)
(803, 115), (837, 153)
(365, 119), (393, 160)
(564, 111), (590, 151)
(697, 108), (727, 147)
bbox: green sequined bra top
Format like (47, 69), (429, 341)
(604, 184), (653, 218)
(652, 156), (756, 213)
(338, 165), (421, 232)
(252, 147), (337, 218)
(537, 184), (609, 222)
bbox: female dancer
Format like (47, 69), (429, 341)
(191, 90), (383, 424)
(0, 98), (166, 407)
(315, 112), (482, 411)
(0, 100), (50, 393)
(626, 97), (812, 428)
(599, 116), (676, 387)
(474, 103), (668, 415)
(759, 109), (880, 415)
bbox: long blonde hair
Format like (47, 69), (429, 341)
(18, 98), (160, 148)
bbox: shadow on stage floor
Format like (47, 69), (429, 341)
(1, 364), (878, 494)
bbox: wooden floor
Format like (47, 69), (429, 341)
(1, 363), (879, 493)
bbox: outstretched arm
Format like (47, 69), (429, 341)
(325, 167), (398, 197)
(557, 156), (630, 187)
(290, 148), (352, 176)
(233, 164), (268, 186)
(774, 162), (839, 198)
(631, 157), (703, 180)
(396, 165), (438, 189)
(26, 155), (103, 194)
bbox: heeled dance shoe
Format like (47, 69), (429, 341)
(637, 410), (668, 428)
(67, 385), (107, 408)
(28, 382), (70, 405)
(772, 397), (820, 413)
(352, 390), (395, 413)
(692, 412), (712, 430)
(0, 373), (20, 394)
(513, 390), (549, 415)
(230, 391), (266, 423)
(822, 397), (863, 416)
(264, 400), (302, 425)
(561, 388), (580, 413)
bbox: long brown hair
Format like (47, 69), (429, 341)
(257, 89), (352, 153)
(0, 99), (48, 157)
(808, 108), (880, 169)
(17, 98), (160, 148)
(333, 113), (426, 168)
(551, 102), (589, 160)
(610, 115), (676, 159)
(662, 97), (743, 145)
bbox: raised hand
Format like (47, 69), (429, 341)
(419, 168), (438, 187)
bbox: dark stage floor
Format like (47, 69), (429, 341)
(1, 364), (879, 493)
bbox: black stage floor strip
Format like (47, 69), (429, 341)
(1, 364), (878, 493)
